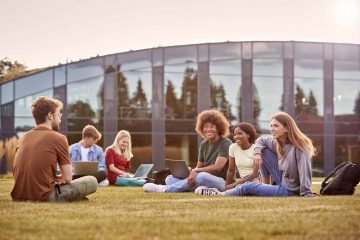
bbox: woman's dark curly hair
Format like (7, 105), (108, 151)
(233, 122), (257, 144)
(195, 109), (230, 138)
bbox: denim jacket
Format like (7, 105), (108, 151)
(69, 141), (106, 172)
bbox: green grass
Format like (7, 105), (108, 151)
(1, 177), (360, 240)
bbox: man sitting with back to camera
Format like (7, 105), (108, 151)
(69, 124), (108, 186)
(11, 96), (97, 202)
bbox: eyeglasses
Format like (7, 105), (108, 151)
(54, 112), (62, 119)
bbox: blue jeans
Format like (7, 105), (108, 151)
(224, 148), (295, 197)
(165, 172), (226, 193)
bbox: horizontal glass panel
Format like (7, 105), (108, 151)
(209, 43), (241, 61)
(118, 119), (152, 132)
(294, 77), (324, 116)
(165, 62), (197, 73)
(334, 44), (360, 61)
(334, 61), (360, 80)
(165, 134), (198, 167)
(210, 60), (241, 75)
(294, 42), (323, 59)
(15, 89), (53, 117)
(253, 59), (283, 77)
(15, 70), (53, 99)
(210, 74), (241, 125)
(253, 42), (283, 58)
(334, 80), (360, 115)
(15, 117), (35, 136)
(67, 59), (103, 83)
(294, 59), (323, 78)
(116, 50), (151, 71)
(335, 136), (359, 165)
(1, 81), (14, 104)
(165, 46), (197, 65)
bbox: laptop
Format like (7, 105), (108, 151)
(73, 161), (99, 176)
(126, 164), (154, 179)
(165, 159), (190, 179)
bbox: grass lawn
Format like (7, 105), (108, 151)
(1, 176), (360, 240)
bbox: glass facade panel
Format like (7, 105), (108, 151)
(15, 70), (53, 99)
(253, 77), (283, 134)
(54, 66), (66, 87)
(209, 74), (241, 125)
(198, 44), (209, 62)
(164, 63), (198, 121)
(129, 134), (153, 171)
(294, 42), (323, 59)
(1, 81), (14, 104)
(253, 42), (283, 58)
(294, 78), (324, 116)
(67, 76), (104, 135)
(334, 61), (360, 80)
(210, 60), (241, 75)
(334, 44), (360, 61)
(165, 46), (197, 65)
(14, 89), (53, 136)
(294, 59), (323, 78)
(165, 134), (198, 167)
(116, 50), (151, 71)
(253, 59), (283, 77)
(210, 43), (241, 61)
(67, 59), (103, 83)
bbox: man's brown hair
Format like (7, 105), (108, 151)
(82, 125), (102, 140)
(31, 96), (63, 125)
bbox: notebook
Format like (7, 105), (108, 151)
(126, 164), (154, 179)
(73, 161), (99, 176)
(165, 159), (190, 179)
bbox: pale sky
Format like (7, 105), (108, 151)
(1, 0), (359, 69)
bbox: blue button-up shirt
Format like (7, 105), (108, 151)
(69, 141), (106, 172)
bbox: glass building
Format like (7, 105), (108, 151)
(1, 41), (359, 175)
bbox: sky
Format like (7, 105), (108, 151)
(1, 0), (360, 70)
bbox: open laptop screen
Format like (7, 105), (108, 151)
(134, 164), (154, 178)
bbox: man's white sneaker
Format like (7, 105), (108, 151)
(194, 186), (220, 195)
(143, 183), (166, 193)
(98, 179), (109, 187)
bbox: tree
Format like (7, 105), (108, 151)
(354, 91), (360, 115)
(131, 79), (149, 118)
(179, 68), (197, 118)
(306, 90), (318, 115)
(295, 84), (306, 117)
(0, 58), (27, 82)
(165, 80), (181, 118)
(117, 70), (131, 118)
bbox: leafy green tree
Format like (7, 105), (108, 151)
(67, 100), (96, 132)
(295, 84), (306, 117)
(306, 90), (318, 115)
(117, 71), (131, 118)
(0, 58), (27, 82)
(179, 68), (197, 118)
(131, 79), (149, 118)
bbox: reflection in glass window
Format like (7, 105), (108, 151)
(294, 59), (323, 78)
(117, 68), (152, 120)
(67, 76), (104, 131)
(14, 89), (53, 135)
(294, 78), (324, 117)
(54, 66), (66, 87)
(130, 134), (153, 170)
(210, 60), (241, 76)
(67, 60), (103, 83)
(1, 81), (14, 104)
(334, 61), (360, 80)
(210, 43), (241, 61)
(253, 77), (283, 134)
(253, 42), (283, 59)
(253, 59), (283, 77)
(165, 46), (197, 65)
(334, 44), (360, 61)
(15, 70), (53, 99)
(210, 74), (241, 125)
(294, 42), (323, 59)
(334, 80), (359, 115)
(165, 134), (198, 167)
(165, 64), (198, 120)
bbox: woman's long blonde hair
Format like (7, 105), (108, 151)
(106, 130), (133, 161)
(272, 112), (316, 159)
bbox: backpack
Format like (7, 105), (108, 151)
(320, 161), (360, 195)
(151, 168), (171, 185)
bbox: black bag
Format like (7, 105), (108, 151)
(151, 168), (171, 185)
(320, 161), (360, 195)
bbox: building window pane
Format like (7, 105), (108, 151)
(67, 59), (103, 83)
(54, 66), (66, 87)
(210, 43), (241, 61)
(253, 77), (283, 134)
(1, 81), (14, 104)
(253, 59), (283, 77)
(294, 59), (323, 78)
(15, 70), (53, 99)
(253, 42), (283, 59)
(294, 42), (323, 59)
(334, 61), (360, 80)
(165, 134), (198, 167)
(165, 46), (197, 65)
(334, 44), (360, 61)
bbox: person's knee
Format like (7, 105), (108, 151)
(165, 175), (174, 185)
(195, 172), (208, 184)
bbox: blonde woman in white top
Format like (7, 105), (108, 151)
(225, 122), (259, 190)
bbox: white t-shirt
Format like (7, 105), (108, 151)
(228, 143), (255, 177)
(80, 145), (90, 162)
